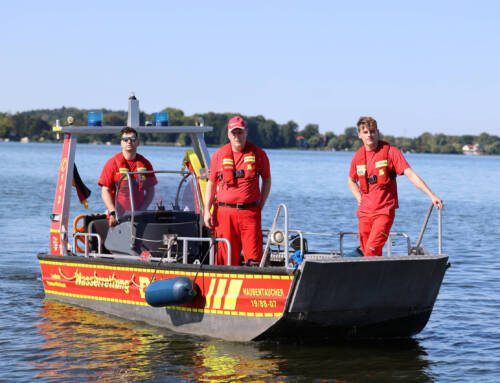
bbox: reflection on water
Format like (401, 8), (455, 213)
(34, 301), (283, 382)
(34, 301), (434, 382)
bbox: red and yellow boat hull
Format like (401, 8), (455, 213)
(38, 255), (295, 341)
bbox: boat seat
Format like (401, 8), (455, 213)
(87, 218), (111, 254)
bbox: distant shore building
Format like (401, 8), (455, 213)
(296, 135), (307, 148)
(462, 144), (485, 155)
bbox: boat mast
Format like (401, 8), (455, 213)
(49, 122), (77, 256)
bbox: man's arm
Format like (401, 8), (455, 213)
(101, 186), (118, 226)
(203, 180), (216, 228)
(403, 168), (443, 209)
(347, 177), (362, 205)
(101, 186), (115, 212)
(260, 177), (271, 210)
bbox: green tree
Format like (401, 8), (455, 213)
(258, 120), (279, 148)
(326, 134), (339, 150)
(486, 141), (500, 155)
(459, 135), (475, 145)
(300, 124), (319, 139)
(0, 114), (13, 138)
(307, 134), (323, 148)
(441, 144), (459, 154)
(343, 127), (358, 149)
(278, 121), (298, 147)
(381, 134), (395, 146)
(478, 132), (492, 147)
(104, 113), (125, 126)
(246, 115), (266, 147)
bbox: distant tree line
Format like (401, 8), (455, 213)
(1, 107), (499, 155)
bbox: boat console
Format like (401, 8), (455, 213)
(76, 170), (208, 261)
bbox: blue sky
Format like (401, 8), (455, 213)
(2, 1), (499, 137)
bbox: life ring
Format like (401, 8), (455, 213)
(73, 214), (87, 253)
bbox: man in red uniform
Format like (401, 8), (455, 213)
(203, 116), (271, 266)
(98, 127), (157, 226)
(348, 117), (443, 257)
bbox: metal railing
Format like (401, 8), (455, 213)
(72, 231), (231, 266)
(260, 204), (291, 268)
(260, 202), (443, 262)
(161, 235), (232, 265)
(73, 232), (102, 257)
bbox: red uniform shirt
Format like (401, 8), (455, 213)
(349, 146), (410, 214)
(98, 153), (157, 211)
(209, 142), (270, 204)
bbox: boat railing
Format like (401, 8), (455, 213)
(260, 203), (291, 268)
(335, 231), (411, 256)
(413, 203), (443, 255)
(73, 233), (102, 257)
(72, 232), (232, 265)
(261, 202), (443, 262)
(161, 235), (232, 265)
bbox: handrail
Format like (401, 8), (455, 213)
(338, 232), (358, 256)
(415, 203), (433, 249)
(174, 236), (231, 266)
(438, 208), (442, 255)
(413, 202), (443, 255)
(73, 232), (102, 257)
(260, 204), (289, 268)
(386, 233), (411, 256)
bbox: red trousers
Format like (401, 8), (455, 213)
(357, 210), (395, 257)
(214, 205), (262, 266)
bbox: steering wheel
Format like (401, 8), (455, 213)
(73, 214), (87, 253)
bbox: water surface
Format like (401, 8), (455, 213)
(1, 142), (499, 382)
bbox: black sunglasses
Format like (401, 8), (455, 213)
(121, 136), (138, 142)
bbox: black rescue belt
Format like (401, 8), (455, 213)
(218, 169), (260, 181)
(367, 173), (397, 184)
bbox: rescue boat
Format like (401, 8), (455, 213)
(37, 95), (449, 341)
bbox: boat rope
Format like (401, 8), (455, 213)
(131, 236), (163, 243)
(192, 235), (216, 287)
(149, 241), (175, 283)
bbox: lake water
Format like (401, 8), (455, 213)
(1, 141), (499, 382)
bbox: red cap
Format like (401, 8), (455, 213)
(228, 116), (246, 131)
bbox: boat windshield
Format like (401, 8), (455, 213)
(115, 171), (200, 220)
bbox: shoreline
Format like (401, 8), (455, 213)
(1, 139), (496, 156)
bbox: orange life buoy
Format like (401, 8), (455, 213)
(73, 214), (87, 253)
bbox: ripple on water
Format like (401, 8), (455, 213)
(1, 144), (500, 382)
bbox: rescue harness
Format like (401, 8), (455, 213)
(353, 140), (397, 193)
(218, 142), (259, 185)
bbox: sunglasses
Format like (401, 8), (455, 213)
(121, 136), (138, 142)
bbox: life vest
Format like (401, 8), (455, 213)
(113, 152), (148, 185)
(352, 140), (396, 193)
(113, 152), (150, 206)
(219, 142), (258, 186)
(111, 153), (151, 214)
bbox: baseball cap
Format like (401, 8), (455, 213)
(228, 116), (246, 132)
